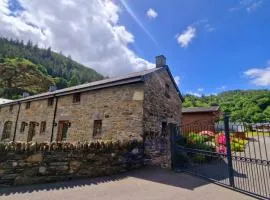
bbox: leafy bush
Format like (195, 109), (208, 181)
(187, 133), (208, 144)
(185, 133), (214, 151)
(231, 138), (248, 152)
(231, 143), (245, 152)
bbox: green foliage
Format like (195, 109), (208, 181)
(231, 142), (245, 152)
(0, 37), (104, 99)
(186, 133), (213, 151)
(0, 58), (55, 97)
(183, 90), (270, 123)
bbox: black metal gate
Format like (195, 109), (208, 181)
(171, 115), (270, 199)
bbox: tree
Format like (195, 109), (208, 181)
(0, 58), (54, 94)
(68, 74), (80, 87)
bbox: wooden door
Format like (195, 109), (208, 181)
(57, 121), (69, 142)
(27, 122), (36, 142)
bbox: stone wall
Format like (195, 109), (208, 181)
(143, 69), (182, 168)
(15, 99), (55, 143)
(0, 141), (143, 186)
(0, 104), (20, 142)
(53, 83), (144, 142)
(0, 83), (145, 143)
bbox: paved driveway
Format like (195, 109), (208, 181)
(0, 168), (254, 200)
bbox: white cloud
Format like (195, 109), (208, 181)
(244, 67), (270, 86)
(229, 0), (263, 13)
(0, 0), (155, 76)
(176, 26), (196, 48)
(146, 8), (158, 19)
(174, 76), (180, 86)
(120, 0), (158, 46)
(197, 88), (204, 92)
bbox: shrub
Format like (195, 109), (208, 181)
(187, 133), (208, 144)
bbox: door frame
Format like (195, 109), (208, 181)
(56, 120), (69, 142)
(27, 121), (36, 142)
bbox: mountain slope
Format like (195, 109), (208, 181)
(0, 37), (104, 99)
(0, 58), (55, 99)
(183, 90), (270, 123)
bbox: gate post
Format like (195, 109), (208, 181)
(224, 114), (235, 187)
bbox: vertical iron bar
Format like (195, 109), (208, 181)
(224, 114), (235, 187)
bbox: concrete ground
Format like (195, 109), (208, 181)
(0, 168), (255, 200)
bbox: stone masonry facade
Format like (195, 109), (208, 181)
(0, 56), (183, 169)
(0, 141), (144, 186)
(143, 70), (182, 168)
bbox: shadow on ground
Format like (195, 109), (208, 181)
(0, 167), (214, 196)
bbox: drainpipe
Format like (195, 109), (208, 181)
(13, 102), (21, 142)
(50, 96), (58, 143)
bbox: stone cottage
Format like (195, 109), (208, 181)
(0, 55), (183, 167)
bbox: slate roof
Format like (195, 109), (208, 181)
(0, 98), (13, 105)
(0, 66), (183, 106)
(182, 106), (220, 113)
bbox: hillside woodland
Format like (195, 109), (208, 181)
(0, 37), (103, 99)
(183, 90), (270, 123)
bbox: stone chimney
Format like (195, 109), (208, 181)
(22, 92), (29, 98)
(49, 86), (57, 92)
(155, 55), (166, 68)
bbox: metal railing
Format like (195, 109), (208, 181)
(172, 115), (270, 199)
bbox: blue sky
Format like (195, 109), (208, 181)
(0, 0), (270, 96)
(118, 0), (270, 95)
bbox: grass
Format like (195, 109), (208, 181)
(246, 131), (270, 137)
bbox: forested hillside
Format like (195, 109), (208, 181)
(0, 37), (103, 99)
(183, 90), (270, 123)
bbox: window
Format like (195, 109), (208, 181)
(161, 122), (167, 136)
(1, 121), (12, 141)
(48, 98), (54, 106)
(93, 120), (102, 138)
(25, 102), (31, 109)
(165, 83), (170, 99)
(9, 105), (13, 112)
(73, 93), (81, 103)
(20, 122), (27, 133)
(40, 121), (46, 134)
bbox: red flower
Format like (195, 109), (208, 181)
(216, 133), (226, 145)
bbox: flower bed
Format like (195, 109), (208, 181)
(182, 130), (248, 155)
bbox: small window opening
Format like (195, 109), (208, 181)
(93, 120), (102, 138)
(73, 93), (81, 103)
(9, 105), (13, 112)
(165, 83), (170, 99)
(25, 102), (31, 109)
(48, 98), (54, 106)
(161, 121), (167, 136)
(20, 122), (27, 133)
(40, 121), (46, 134)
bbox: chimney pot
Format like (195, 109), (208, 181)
(49, 86), (57, 92)
(156, 55), (166, 68)
(22, 92), (29, 98)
